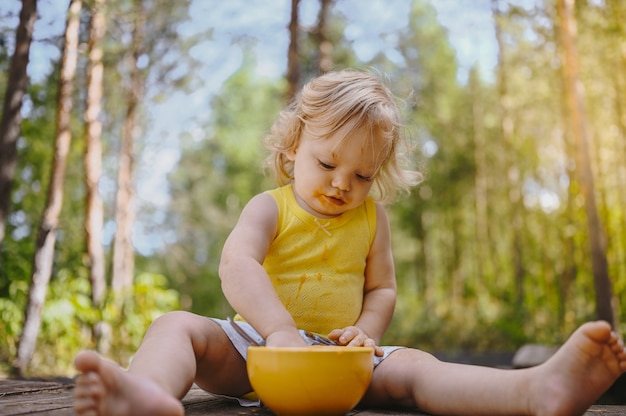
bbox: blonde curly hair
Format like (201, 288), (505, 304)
(264, 69), (422, 203)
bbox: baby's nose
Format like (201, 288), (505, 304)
(332, 174), (350, 191)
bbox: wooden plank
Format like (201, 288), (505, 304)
(0, 380), (625, 415)
(585, 408), (626, 415)
(181, 388), (272, 415)
(0, 381), (74, 416)
(0, 380), (70, 395)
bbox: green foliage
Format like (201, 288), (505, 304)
(381, 0), (626, 349)
(385, 292), (529, 352)
(105, 273), (180, 367)
(0, 57), (64, 277)
(2, 0), (626, 377)
(0, 270), (179, 376)
(0, 281), (27, 368)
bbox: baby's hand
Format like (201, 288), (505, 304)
(266, 328), (307, 348)
(328, 326), (384, 357)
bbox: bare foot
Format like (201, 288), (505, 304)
(74, 350), (184, 416)
(531, 321), (626, 416)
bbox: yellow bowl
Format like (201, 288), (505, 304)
(247, 346), (374, 416)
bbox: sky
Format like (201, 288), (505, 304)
(3, 0), (499, 82)
(3, 0), (499, 253)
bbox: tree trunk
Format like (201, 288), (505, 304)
(556, 0), (614, 326)
(0, 0), (37, 243)
(468, 69), (492, 287)
(83, 0), (109, 353)
(111, 5), (146, 297)
(286, 0), (300, 102)
(316, 0), (333, 74)
(14, 0), (82, 375)
(492, 0), (525, 310)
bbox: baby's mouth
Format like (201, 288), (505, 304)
(325, 195), (345, 206)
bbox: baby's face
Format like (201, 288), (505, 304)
(288, 123), (383, 218)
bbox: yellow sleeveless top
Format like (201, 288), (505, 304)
(260, 184), (377, 335)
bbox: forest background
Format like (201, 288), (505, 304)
(1, 0), (625, 377)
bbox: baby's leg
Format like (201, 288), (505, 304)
(74, 311), (250, 416)
(364, 320), (626, 416)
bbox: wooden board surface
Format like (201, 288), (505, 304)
(1, 379), (625, 416)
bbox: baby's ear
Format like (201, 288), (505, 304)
(286, 148), (297, 161)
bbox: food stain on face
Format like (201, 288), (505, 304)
(313, 188), (327, 206)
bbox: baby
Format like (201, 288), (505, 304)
(75, 69), (626, 416)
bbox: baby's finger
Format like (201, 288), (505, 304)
(337, 330), (359, 345)
(339, 328), (359, 345)
(362, 338), (383, 356)
(346, 334), (365, 347)
(328, 329), (344, 340)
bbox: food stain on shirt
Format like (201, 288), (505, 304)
(321, 244), (329, 262)
(296, 274), (307, 299)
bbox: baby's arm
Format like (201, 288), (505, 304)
(219, 193), (306, 348)
(328, 204), (397, 353)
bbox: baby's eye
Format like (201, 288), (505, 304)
(356, 174), (373, 182)
(318, 160), (334, 170)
